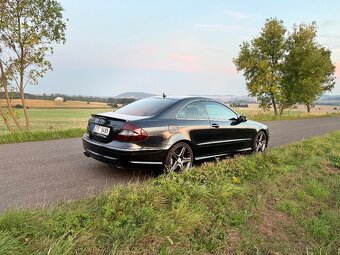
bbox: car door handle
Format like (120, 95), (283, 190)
(211, 123), (219, 128)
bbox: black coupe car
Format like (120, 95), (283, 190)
(83, 96), (269, 171)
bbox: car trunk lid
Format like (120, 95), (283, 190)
(88, 112), (149, 143)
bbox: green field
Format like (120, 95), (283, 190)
(0, 108), (114, 144)
(0, 131), (339, 254)
(0, 108), (113, 134)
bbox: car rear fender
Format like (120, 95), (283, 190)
(163, 133), (195, 152)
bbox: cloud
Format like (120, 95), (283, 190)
(141, 46), (159, 54)
(224, 65), (238, 75)
(319, 33), (340, 41)
(321, 19), (339, 27)
(335, 62), (340, 77)
(172, 54), (200, 63)
(112, 51), (206, 73)
(196, 24), (249, 31)
(331, 47), (340, 54)
(225, 10), (253, 20)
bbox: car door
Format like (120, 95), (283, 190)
(204, 101), (253, 154)
(176, 101), (212, 157)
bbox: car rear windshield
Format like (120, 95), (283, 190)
(114, 97), (177, 116)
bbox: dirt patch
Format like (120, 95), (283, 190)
(258, 210), (292, 237)
(322, 163), (340, 174)
(225, 229), (242, 254)
(256, 206), (308, 254)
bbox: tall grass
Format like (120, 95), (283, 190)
(0, 231), (22, 255)
(0, 128), (86, 144)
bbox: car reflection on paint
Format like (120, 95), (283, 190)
(82, 96), (269, 171)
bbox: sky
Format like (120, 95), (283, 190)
(26, 0), (340, 97)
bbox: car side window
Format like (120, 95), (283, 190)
(177, 101), (209, 119)
(205, 102), (238, 120)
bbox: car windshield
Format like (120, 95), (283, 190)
(114, 97), (177, 116)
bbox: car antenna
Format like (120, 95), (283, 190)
(162, 92), (167, 99)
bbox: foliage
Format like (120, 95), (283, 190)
(233, 18), (286, 115)
(229, 103), (248, 108)
(281, 23), (335, 112)
(234, 19), (335, 115)
(14, 104), (23, 109)
(0, 131), (339, 254)
(0, 0), (67, 130)
(108, 97), (137, 106)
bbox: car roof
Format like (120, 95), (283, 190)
(150, 95), (217, 101)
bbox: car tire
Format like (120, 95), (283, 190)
(164, 142), (194, 172)
(252, 131), (267, 152)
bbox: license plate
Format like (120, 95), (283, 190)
(93, 125), (110, 136)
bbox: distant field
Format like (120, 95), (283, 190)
(233, 103), (340, 114)
(1, 99), (109, 109)
(0, 108), (113, 134)
(233, 103), (340, 121)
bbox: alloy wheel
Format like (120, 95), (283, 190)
(255, 132), (267, 152)
(165, 143), (193, 172)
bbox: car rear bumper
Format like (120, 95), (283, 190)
(82, 134), (166, 165)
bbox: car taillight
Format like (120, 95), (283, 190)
(116, 123), (148, 142)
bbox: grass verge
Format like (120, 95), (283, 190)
(0, 128), (86, 144)
(0, 131), (339, 254)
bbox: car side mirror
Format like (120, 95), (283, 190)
(238, 115), (247, 122)
(229, 116), (247, 123)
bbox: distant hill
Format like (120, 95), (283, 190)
(197, 95), (257, 103)
(316, 94), (340, 106)
(319, 94), (340, 100)
(8, 92), (107, 103)
(115, 92), (156, 99)
(114, 93), (257, 103)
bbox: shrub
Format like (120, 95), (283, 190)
(14, 104), (23, 109)
(230, 103), (249, 108)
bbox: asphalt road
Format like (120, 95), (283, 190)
(0, 117), (339, 214)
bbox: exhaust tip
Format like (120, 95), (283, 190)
(108, 163), (123, 169)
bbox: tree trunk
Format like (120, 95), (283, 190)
(19, 68), (29, 131)
(0, 103), (14, 133)
(306, 104), (311, 113)
(19, 85), (29, 131)
(270, 93), (278, 116)
(0, 62), (23, 131)
(279, 105), (284, 116)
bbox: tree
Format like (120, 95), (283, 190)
(234, 19), (335, 115)
(0, 0), (66, 130)
(233, 18), (286, 115)
(281, 23), (335, 113)
(0, 60), (22, 131)
(0, 85), (14, 132)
